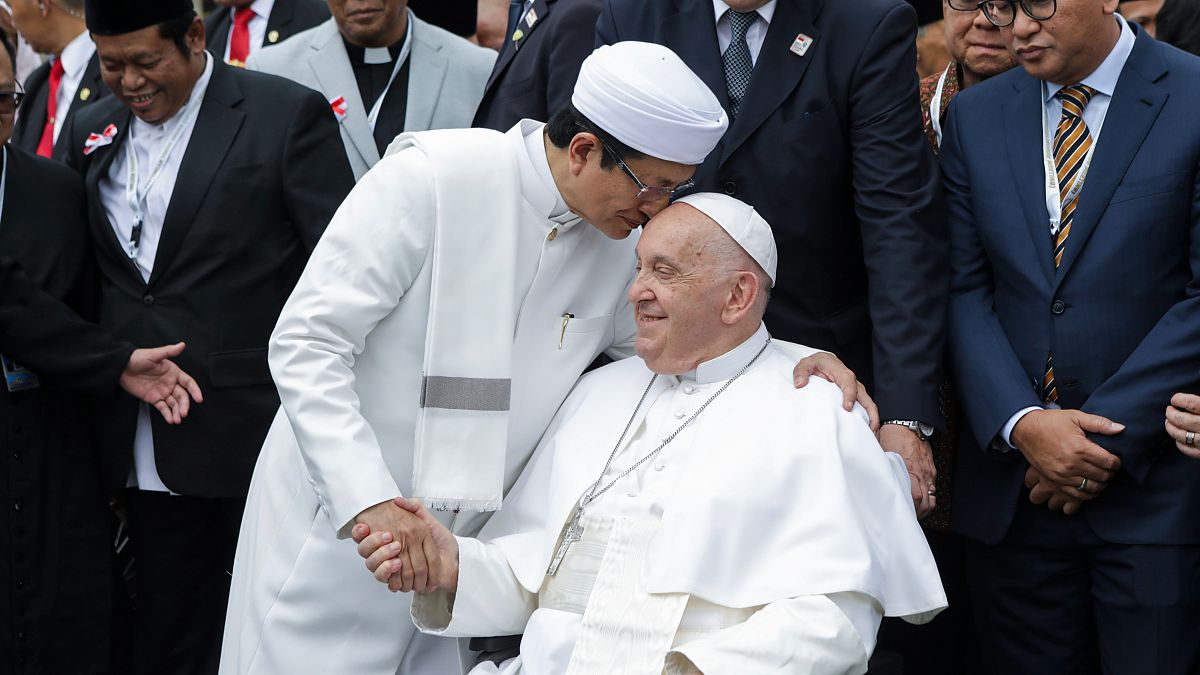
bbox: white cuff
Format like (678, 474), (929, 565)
(1000, 406), (1043, 450)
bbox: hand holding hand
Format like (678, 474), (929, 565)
(1011, 410), (1123, 494)
(792, 351), (879, 431)
(879, 424), (937, 518)
(353, 498), (458, 593)
(1165, 393), (1200, 460)
(353, 498), (441, 592)
(119, 342), (204, 424)
(1024, 466), (1089, 515)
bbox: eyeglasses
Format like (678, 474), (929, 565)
(946, 0), (982, 11)
(576, 123), (695, 202)
(977, 0), (1057, 27)
(0, 88), (23, 115)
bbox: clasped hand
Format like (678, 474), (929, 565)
(352, 497), (457, 593)
(1012, 409), (1124, 515)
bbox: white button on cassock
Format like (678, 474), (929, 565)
(683, 385), (696, 394)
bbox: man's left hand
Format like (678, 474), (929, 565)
(879, 424), (936, 518)
(792, 352), (879, 431)
(119, 343), (204, 424)
(1024, 466), (1097, 515)
(1165, 393), (1200, 459)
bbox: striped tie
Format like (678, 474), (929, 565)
(1042, 84), (1096, 403)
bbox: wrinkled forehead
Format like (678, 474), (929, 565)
(638, 203), (724, 257)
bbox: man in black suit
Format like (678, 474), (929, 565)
(473, 0), (602, 131)
(8, 0), (108, 157)
(60, 1), (354, 672)
(596, 0), (948, 517)
(205, 0), (328, 66)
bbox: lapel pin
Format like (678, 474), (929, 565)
(79, 87), (92, 101)
(524, 7), (538, 27)
(512, 28), (524, 42)
(268, 30), (280, 43)
(790, 33), (814, 57)
(83, 123), (119, 156)
(330, 96), (348, 121)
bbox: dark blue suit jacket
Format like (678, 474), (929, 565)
(944, 26), (1200, 545)
(597, 0), (948, 424)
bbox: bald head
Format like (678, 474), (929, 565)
(627, 201), (773, 375)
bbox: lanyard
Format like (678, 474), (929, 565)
(366, 10), (414, 131)
(929, 62), (953, 149)
(123, 96), (201, 260)
(1041, 82), (1098, 237)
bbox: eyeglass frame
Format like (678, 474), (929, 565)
(0, 82), (24, 115)
(975, 0), (1058, 27)
(574, 123), (695, 202)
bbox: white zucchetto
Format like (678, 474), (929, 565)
(676, 193), (778, 287)
(572, 42), (728, 165)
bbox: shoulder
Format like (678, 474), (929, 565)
(6, 147), (84, 196)
(228, 65), (325, 106)
(411, 14), (495, 71)
(950, 66), (1027, 118)
(20, 60), (51, 92)
(290, 0), (333, 25)
(556, 0), (605, 21)
(68, 96), (126, 137)
(600, 0), (671, 24)
(204, 6), (229, 32)
(251, 20), (326, 69)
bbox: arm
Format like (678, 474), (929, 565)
(544, 1), (604, 116)
(269, 152), (433, 537)
(282, 89), (357, 252)
(595, 0), (620, 47)
(664, 593), (872, 675)
(848, 3), (948, 427)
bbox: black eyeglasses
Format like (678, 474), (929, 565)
(977, 0), (1057, 27)
(946, 0), (982, 11)
(575, 123), (695, 202)
(0, 88), (23, 115)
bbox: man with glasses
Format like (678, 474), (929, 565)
(222, 41), (873, 675)
(941, 0), (1200, 671)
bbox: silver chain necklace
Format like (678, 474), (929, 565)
(546, 336), (772, 576)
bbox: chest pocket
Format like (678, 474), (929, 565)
(559, 315), (612, 351)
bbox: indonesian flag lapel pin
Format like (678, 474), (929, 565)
(790, 33), (814, 57)
(330, 96), (349, 121)
(83, 123), (119, 156)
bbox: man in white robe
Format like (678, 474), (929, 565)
(221, 43), (874, 675)
(356, 194), (948, 675)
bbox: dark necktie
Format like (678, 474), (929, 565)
(722, 9), (758, 119)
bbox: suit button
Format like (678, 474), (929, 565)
(722, 181), (737, 195)
(1051, 300), (1065, 315)
(143, 294), (155, 307)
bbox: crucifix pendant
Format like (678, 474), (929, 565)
(546, 506), (585, 576)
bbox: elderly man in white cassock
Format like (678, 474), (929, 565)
(354, 194), (949, 675)
(221, 42), (877, 675)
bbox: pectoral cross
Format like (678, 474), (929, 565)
(546, 506), (585, 576)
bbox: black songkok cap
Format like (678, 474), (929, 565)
(85, 0), (196, 36)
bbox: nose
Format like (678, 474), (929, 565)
(1010, 10), (1039, 39)
(627, 269), (654, 305)
(121, 65), (147, 93)
(973, 7), (994, 29)
(638, 194), (671, 220)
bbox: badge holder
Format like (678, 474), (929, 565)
(2, 354), (39, 392)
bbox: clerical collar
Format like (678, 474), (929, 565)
(342, 33), (406, 67)
(679, 322), (772, 385)
(510, 119), (577, 228)
(133, 51), (213, 133)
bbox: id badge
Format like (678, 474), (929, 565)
(2, 354), (40, 392)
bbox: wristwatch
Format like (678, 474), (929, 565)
(882, 419), (935, 442)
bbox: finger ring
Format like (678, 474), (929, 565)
(1186, 431), (1196, 447)
(1078, 478), (1088, 491)
(927, 488), (936, 497)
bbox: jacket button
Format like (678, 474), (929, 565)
(143, 294), (155, 307)
(1051, 300), (1066, 315)
(722, 181), (737, 195)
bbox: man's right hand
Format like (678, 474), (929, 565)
(1011, 409), (1124, 500)
(354, 498), (460, 594)
(353, 498), (440, 592)
(119, 342), (204, 424)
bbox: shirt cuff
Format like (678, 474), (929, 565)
(1000, 406), (1044, 450)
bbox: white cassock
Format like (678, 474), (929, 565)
(220, 120), (641, 675)
(412, 325), (948, 675)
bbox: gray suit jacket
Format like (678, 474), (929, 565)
(248, 14), (495, 179)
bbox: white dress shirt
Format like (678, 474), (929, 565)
(712, 0), (776, 65)
(51, 30), (96, 143)
(101, 53), (214, 492)
(222, 0), (276, 63)
(1001, 15), (1136, 449)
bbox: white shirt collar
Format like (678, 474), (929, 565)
(510, 119), (578, 229)
(57, 30), (96, 79)
(1044, 14), (1135, 102)
(678, 322), (772, 385)
(712, 0), (776, 25)
(249, 0), (275, 20)
(133, 51), (214, 134)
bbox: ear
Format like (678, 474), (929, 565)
(566, 131), (601, 178)
(187, 16), (207, 54)
(721, 271), (761, 325)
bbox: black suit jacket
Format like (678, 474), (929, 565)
(205, 0), (329, 59)
(597, 0), (948, 424)
(473, 0), (602, 131)
(61, 61), (355, 498)
(10, 53), (109, 158)
(0, 147), (132, 395)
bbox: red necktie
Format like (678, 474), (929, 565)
(228, 7), (255, 67)
(35, 58), (65, 158)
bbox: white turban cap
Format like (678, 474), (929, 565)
(676, 193), (778, 287)
(572, 42), (728, 165)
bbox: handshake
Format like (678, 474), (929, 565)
(351, 497), (460, 594)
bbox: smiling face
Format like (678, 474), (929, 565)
(560, 131), (696, 240)
(1001, 0), (1122, 85)
(628, 204), (765, 375)
(943, 0), (1018, 83)
(94, 18), (207, 126)
(327, 0), (409, 48)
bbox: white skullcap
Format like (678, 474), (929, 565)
(676, 193), (778, 287)
(572, 42), (728, 165)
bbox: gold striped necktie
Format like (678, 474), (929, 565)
(1042, 83), (1097, 403)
